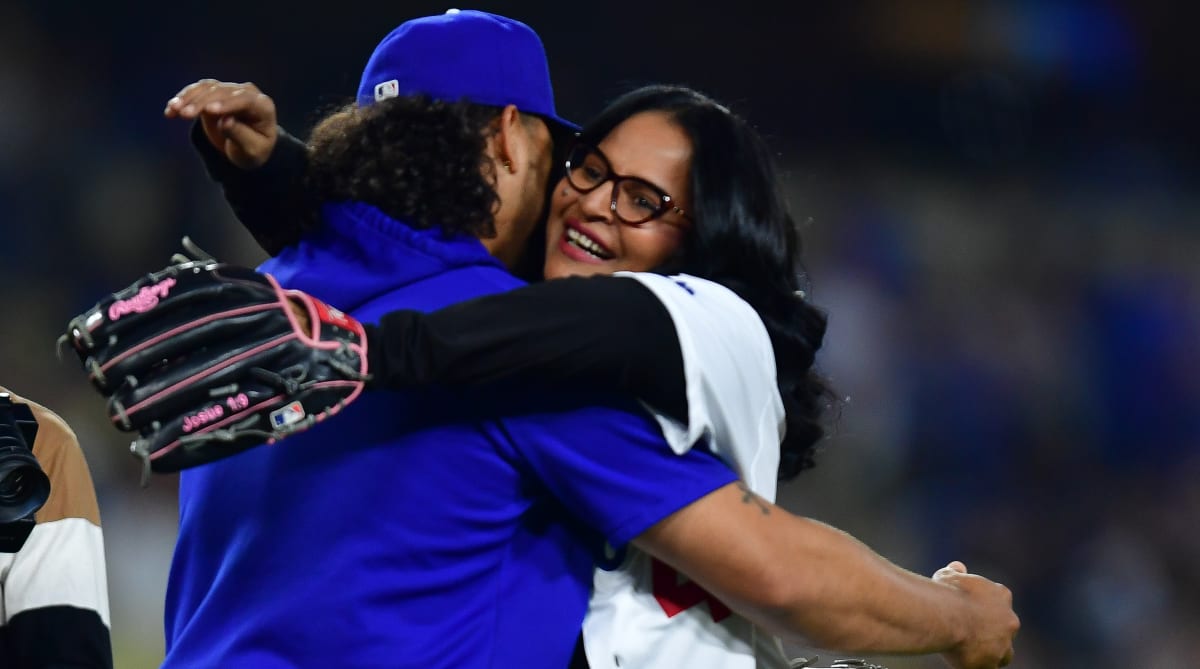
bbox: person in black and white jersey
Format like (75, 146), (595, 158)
(0, 387), (111, 669)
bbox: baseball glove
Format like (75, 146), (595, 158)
(60, 242), (368, 482)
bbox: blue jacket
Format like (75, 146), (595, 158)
(162, 202), (736, 669)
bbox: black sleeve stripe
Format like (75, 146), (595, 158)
(0, 605), (113, 669)
(368, 275), (689, 422)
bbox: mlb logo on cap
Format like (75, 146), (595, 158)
(374, 79), (400, 102)
(270, 402), (307, 430)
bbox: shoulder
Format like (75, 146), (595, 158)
(0, 388), (83, 465)
(613, 271), (775, 369)
(615, 272), (768, 338)
(30, 404), (80, 459)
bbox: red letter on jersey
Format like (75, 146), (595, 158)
(651, 558), (732, 622)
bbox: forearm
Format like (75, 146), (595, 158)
(636, 483), (968, 656)
(364, 275), (689, 422)
(191, 122), (313, 255)
(739, 515), (966, 653)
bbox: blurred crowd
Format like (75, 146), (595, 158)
(1, 1), (1195, 667)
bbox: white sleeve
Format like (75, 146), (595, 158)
(614, 272), (785, 499)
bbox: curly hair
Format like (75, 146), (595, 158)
(304, 95), (502, 238)
(580, 85), (838, 480)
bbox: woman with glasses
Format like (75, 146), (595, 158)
(170, 82), (1017, 669)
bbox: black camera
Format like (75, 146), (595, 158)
(0, 393), (51, 553)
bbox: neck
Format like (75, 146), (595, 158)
(480, 235), (521, 269)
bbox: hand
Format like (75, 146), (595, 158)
(164, 79), (279, 170)
(933, 562), (1019, 669)
(288, 296), (311, 333)
(60, 251), (368, 480)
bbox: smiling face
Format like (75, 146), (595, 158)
(543, 111), (693, 279)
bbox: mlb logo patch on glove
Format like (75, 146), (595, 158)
(60, 243), (370, 483)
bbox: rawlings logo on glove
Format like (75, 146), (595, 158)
(60, 240), (369, 483)
(108, 276), (178, 320)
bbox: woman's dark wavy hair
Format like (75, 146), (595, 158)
(304, 95), (502, 238)
(578, 85), (836, 480)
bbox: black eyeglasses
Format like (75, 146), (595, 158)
(564, 143), (690, 226)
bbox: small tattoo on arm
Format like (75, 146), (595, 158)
(737, 481), (771, 515)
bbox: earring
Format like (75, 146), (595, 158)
(503, 160), (514, 174)
(562, 189), (569, 196)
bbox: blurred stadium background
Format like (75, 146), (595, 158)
(1, 1), (1196, 667)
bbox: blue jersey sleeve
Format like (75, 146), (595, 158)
(498, 391), (738, 549)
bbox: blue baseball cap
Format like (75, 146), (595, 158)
(356, 9), (579, 135)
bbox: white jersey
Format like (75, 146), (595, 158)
(581, 273), (790, 669)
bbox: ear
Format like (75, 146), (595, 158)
(492, 104), (527, 176)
